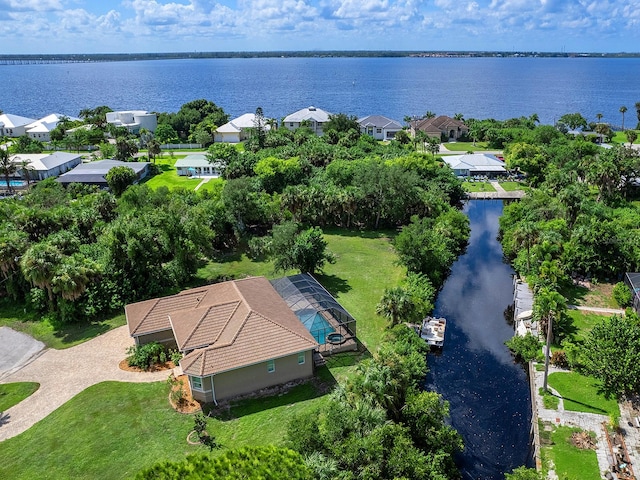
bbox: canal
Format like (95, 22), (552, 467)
(425, 200), (533, 479)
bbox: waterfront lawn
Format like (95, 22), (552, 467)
(560, 281), (617, 309)
(0, 383), (39, 411)
(612, 130), (638, 145)
(462, 181), (496, 192)
(442, 141), (491, 151)
(0, 299), (126, 350)
(198, 228), (404, 353)
(544, 426), (601, 480)
(499, 181), (529, 192)
(0, 381), (329, 480)
(567, 310), (610, 342)
(539, 387), (559, 410)
(547, 372), (619, 418)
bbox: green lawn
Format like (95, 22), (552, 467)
(567, 310), (609, 342)
(462, 181), (496, 192)
(0, 381), (330, 480)
(547, 372), (619, 417)
(0, 299), (126, 350)
(611, 130), (638, 145)
(441, 142), (492, 151)
(539, 387), (559, 410)
(499, 181), (529, 192)
(0, 383), (39, 411)
(543, 426), (601, 480)
(0, 228), (404, 478)
(142, 157), (203, 190)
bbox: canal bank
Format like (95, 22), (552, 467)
(425, 200), (533, 479)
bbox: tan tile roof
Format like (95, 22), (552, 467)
(125, 277), (318, 376)
(412, 115), (468, 133)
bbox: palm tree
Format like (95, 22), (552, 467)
(0, 148), (17, 193)
(453, 113), (465, 121)
(424, 111), (436, 119)
(635, 101), (640, 129)
(16, 157), (34, 186)
(626, 129), (638, 146)
(596, 112), (603, 123)
(512, 221), (538, 273)
(534, 288), (567, 391)
(620, 106), (628, 130)
(20, 242), (62, 302)
(147, 139), (161, 163)
(375, 287), (414, 327)
(51, 254), (100, 301)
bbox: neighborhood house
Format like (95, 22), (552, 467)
(106, 111), (157, 134)
(56, 159), (150, 187)
(0, 113), (37, 138)
(214, 113), (269, 143)
(357, 115), (403, 141)
(125, 276), (324, 403)
(283, 106), (331, 136)
(410, 115), (469, 141)
(441, 153), (507, 177)
(25, 113), (79, 142)
(175, 154), (221, 177)
(10, 152), (82, 181)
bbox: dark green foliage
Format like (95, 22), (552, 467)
(581, 314), (640, 398)
(613, 281), (632, 307)
(126, 342), (165, 370)
(505, 333), (543, 362)
(105, 166), (137, 196)
(505, 466), (543, 480)
(286, 325), (461, 480)
(136, 446), (312, 480)
(269, 221), (335, 274)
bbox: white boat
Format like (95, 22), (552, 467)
(420, 317), (446, 348)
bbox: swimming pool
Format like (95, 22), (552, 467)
(5, 180), (26, 187)
(298, 311), (333, 344)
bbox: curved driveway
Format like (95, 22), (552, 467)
(0, 326), (169, 442)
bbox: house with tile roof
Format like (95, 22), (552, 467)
(410, 115), (469, 141)
(125, 276), (318, 403)
(283, 106), (331, 136)
(0, 113), (37, 138)
(358, 115), (403, 141)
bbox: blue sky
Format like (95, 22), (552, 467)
(2, 0), (639, 54)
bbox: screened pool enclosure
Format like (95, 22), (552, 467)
(271, 274), (357, 353)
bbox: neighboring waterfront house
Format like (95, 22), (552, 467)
(625, 273), (640, 314)
(442, 153), (507, 177)
(214, 113), (269, 143)
(11, 152), (82, 181)
(25, 113), (79, 142)
(283, 106), (331, 136)
(175, 153), (221, 177)
(0, 113), (37, 138)
(105, 111), (157, 134)
(410, 115), (469, 141)
(56, 159), (150, 188)
(125, 276), (318, 404)
(357, 115), (403, 141)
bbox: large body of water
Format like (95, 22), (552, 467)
(426, 200), (531, 479)
(2, 56), (640, 126)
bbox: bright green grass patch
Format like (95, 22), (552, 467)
(462, 181), (496, 192)
(539, 387), (560, 410)
(143, 157), (203, 190)
(612, 130), (638, 145)
(441, 142), (491, 151)
(0, 380), (329, 480)
(195, 177), (225, 195)
(499, 181), (530, 192)
(543, 426), (601, 480)
(567, 310), (610, 342)
(548, 372), (619, 417)
(0, 299), (126, 349)
(0, 383), (39, 411)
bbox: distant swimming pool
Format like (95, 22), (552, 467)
(4, 180), (26, 187)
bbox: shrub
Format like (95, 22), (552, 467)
(613, 282), (632, 308)
(126, 342), (165, 370)
(550, 350), (569, 369)
(505, 332), (542, 362)
(170, 349), (182, 366)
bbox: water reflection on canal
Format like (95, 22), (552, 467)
(425, 200), (532, 479)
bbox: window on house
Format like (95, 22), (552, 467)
(191, 376), (203, 390)
(267, 359), (275, 373)
(298, 352), (305, 365)
(377, 128), (382, 133)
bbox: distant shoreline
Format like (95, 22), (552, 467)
(2, 50), (640, 64)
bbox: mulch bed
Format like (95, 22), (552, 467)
(169, 374), (202, 414)
(118, 359), (175, 372)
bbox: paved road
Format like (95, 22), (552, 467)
(0, 327), (45, 381)
(0, 326), (169, 442)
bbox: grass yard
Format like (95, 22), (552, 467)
(0, 299), (126, 350)
(547, 372), (619, 418)
(499, 181), (529, 192)
(612, 130), (638, 145)
(542, 425), (601, 480)
(567, 310), (610, 342)
(560, 281), (618, 309)
(539, 387), (559, 410)
(0, 383), (39, 411)
(0, 381), (329, 480)
(142, 157), (203, 191)
(462, 181), (496, 192)
(442, 142), (491, 151)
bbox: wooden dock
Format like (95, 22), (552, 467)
(466, 190), (526, 199)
